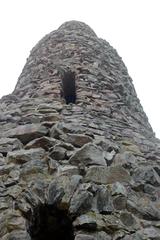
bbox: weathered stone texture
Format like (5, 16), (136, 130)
(0, 20), (160, 239)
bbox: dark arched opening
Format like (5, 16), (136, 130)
(61, 71), (76, 104)
(28, 205), (74, 240)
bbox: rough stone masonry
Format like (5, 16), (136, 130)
(0, 20), (160, 239)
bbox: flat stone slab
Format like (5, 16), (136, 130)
(61, 133), (92, 147)
(3, 124), (48, 144)
(69, 143), (106, 166)
(85, 165), (131, 184)
(7, 148), (45, 164)
(0, 138), (23, 155)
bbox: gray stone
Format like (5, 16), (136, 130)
(120, 212), (136, 227)
(96, 139), (119, 165)
(7, 148), (45, 164)
(20, 159), (48, 180)
(47, 180), (65, 205)
(61, 133), (92, 147)
(143, 184), (157, 199)
(0, 154), (5, 166)
(59, 165), (79, 176)
(93, 186), (114, 214)
(95, 139), (119, 153)
(0, 211), (8, 237)
(143, 226), (160, 239)
(2, 230), (31, 240)
(15, 195), (32, 215)
(43, 113), (61, 122)
(123, 227), (160, 240)
(48, 158), (59, 174)
(29, 179), (48, 204)
(47, 174), (82, 208)
(0, 197), (9, 211)
(36, 103), (59, 113)
(95, 232), (112, 240)
(133, 167), (160, 187)
(127, 194), (160, 220)
(113, 151), (137, 169)
(73, 212), (105, 231)
(113, 196), (127, 210)
(104, 149), (117, 163)
(8, 185), (22, 199)
(49, 145), (66, 160)
(0, 113), (13, 122)
(85, 165), (131, 184)
(103, 214), (124, 233)
(111, 182), (127, 196)
(154, 166), (160, 176)
(75, 234), (96, 240)
(74, 232), (112, 240)
(25, 136), (57, 150)
(19, 189), (42, 208)
(69, 143), (106, 166)
(49, 123), (64, 139)
(69, 184), (93, 215)
(0, 138), (23, 155)
(6, 210), (26, 232)
(120, 140), (142, 155)
(61, 175), (82, 208)
(0, 163), (15, 176)
(73, 214), (97, 231)
(53, 122), (86, 135)
(3, 124), (48, 144)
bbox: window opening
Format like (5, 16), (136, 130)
(61, 71), (76, 104)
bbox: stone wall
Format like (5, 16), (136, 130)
(0, 21), (160, 239)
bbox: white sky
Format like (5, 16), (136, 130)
(0, 0), (160, 138)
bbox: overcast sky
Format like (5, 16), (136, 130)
(0, 0), (160, 138)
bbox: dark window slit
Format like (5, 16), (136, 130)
(61, 71), (76, 104)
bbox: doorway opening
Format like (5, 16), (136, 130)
(28, 205), (74, 240)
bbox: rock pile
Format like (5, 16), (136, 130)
(0, 20), (160, 239)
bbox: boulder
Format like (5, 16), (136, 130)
(3, 124), (48, 144)
(69, 143), (106, 166)
(7, 148), (45, 164)
(0, 138), (23, 155)
(85, 165), (131, 184)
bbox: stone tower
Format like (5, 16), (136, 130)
(0, 21), (160, 240)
